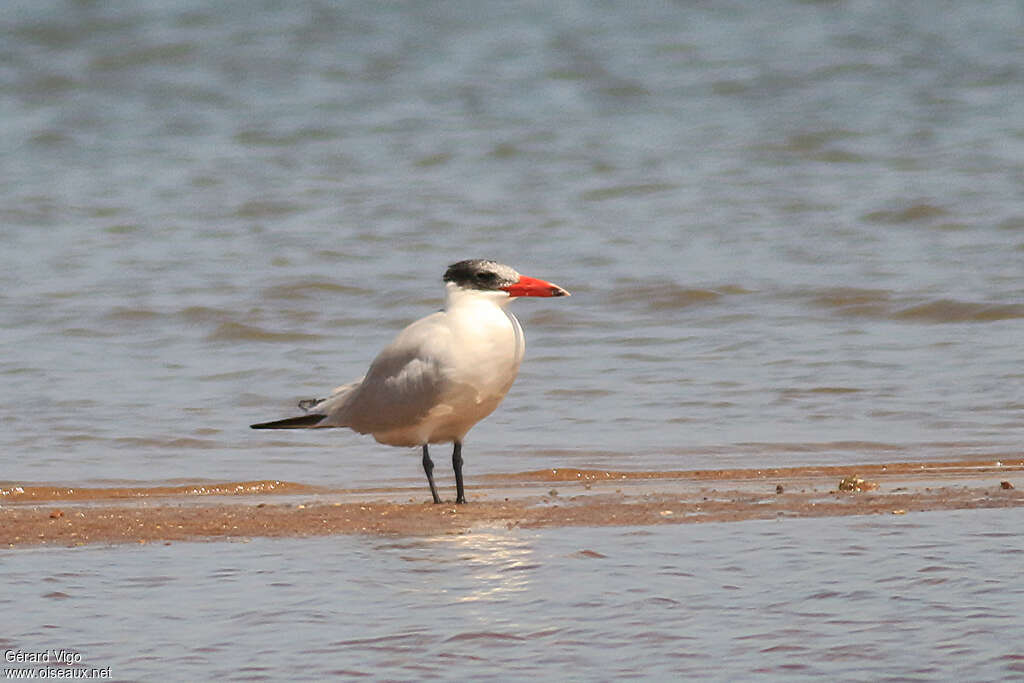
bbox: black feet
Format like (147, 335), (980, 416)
(420, 442), (467, 504)
(453, 441), (465, 504)
(422, 445), (441, 504)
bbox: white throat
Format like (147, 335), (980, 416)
(443, 282), (513, 311)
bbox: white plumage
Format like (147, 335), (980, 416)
(251, 259), (570, 504)
(312, 285), (525, 446)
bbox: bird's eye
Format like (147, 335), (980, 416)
(476, 272), (498, 283)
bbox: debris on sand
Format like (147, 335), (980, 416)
(838, 475), (879, 492)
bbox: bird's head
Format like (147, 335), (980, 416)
(443, 259), (570, 298)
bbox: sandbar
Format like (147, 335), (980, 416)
(2, 459), (1021, 548)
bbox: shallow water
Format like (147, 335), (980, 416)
(2, 0), (1023, 489)
(2, 508), (1022, 680)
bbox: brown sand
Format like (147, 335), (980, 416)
(2, 458), (1021, 548)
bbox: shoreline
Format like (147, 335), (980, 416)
(3, 458), (1021, 548)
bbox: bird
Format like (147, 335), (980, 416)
(251, 259), (570, 504)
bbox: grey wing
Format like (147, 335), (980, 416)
(317, 312), (454, 434)
(334, 347), (450, 434)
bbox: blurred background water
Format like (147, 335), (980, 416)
(2, 0), (1022, 488)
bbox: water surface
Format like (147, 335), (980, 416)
(2, 0), (1022, 488)
(3, 509), (1023, 679)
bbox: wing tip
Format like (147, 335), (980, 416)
(250, 414), (327, 429)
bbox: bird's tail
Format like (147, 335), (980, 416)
(250, 414), (327, 429)
(251, 381), (360, 430)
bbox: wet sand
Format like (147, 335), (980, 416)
(2, 459), (1021, 548)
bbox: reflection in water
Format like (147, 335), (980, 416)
(439, 529), (537, 604)
(382, 529), (537, 608)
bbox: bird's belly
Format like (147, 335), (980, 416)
(370, 374), (514, 447)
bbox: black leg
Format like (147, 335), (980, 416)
(422, 444), (441, 504)
(452, 441), (465, 504)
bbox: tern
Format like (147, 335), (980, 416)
(251, 259), (570, 504)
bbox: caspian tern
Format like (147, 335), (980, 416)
(251, 259), (570, 504)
